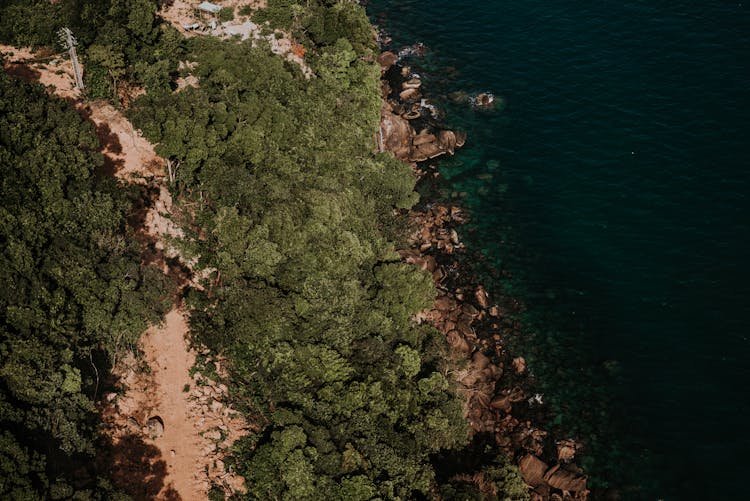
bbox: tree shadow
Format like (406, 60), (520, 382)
(95, 121), (125, 175)
(74, 104), (126, 177)
(3, 62), (41, 82)
(99, 432), (181, 500)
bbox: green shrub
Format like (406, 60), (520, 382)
(219, 7), (235, 22)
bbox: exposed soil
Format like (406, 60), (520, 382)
(158, 0), (312, 78)
(2, 45), (249, 500)
(0, 45), (81, 99)
(104, 310), (249, 500)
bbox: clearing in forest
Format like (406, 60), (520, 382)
(1, 45), (249, 500)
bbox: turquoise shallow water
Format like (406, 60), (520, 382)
(368, 1), (750, 498)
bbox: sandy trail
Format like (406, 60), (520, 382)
(142, 310), (202, 497)
(2, 45), (247, 500)
(111, 309), (247, 500)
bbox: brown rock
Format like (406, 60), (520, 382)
(422, 255), (437, 272)
(432, 267), (446, 282)
(508, 386), (526, 402)
(446, 330), (471, 355)
(412, 130), (438, 146)
(399, 87), (420, 102)
(376, 51), (398, 70)
(460, 372), (480, 387)
(474, 92), (495, 108)
(381, 109), (414, 160)
(403, 105), (422, 120)
(481, 364), (502, 381)
(519, 454), (549, 488)
(543, 464), (587, 492)
(413, 141), (443, 161)
(438, 130), (457, 154)
(456, 319), (475, 339)
(490, 394), (512, 412)
(471, 351), (490, 371)
(512, 356), (527, 375)
(461, 303), (480, 318)
(434, 296), (455, 311)
(557, 439), (577, 462)
(475, 285), (490, 309)
(402, 78), (422, 90)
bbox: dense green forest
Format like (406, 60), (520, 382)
(1, 1), (529, 499)
(126, 20), (472, 501)
(0, 70), (171, 498)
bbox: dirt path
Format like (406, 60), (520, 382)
(143, 310), (224, 498)
(2, 45), (248, 500)
(110, 310), (248, 500)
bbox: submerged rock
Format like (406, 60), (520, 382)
(448, 90), (470, 104)
(471, 91), (496, 109)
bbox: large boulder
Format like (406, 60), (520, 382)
(380, 108), (414, 160)
(544, 464), (588, 492)
(377, 51), (398, 72)
(412, 129), (437, 146)
(519, 454), (549, 488)
(379, 103), (465, 162)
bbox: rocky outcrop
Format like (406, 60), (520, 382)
(519, 455), (588, 499)
(377, 48), (465, 163)
(399, 202), (589, 500)
(380, 101), (467, 163)
(381, 42), (588, 500)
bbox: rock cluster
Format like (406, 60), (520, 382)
(401, 203), (589, 500)
(181, 354), (252, 495)
(378, 42), (588, 500)
(377, 51), (466, 163)
(519, 455), (588, 500)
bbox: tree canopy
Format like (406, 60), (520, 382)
(0, 0), (531, 498)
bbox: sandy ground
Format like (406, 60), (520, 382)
(108, 310), (249, 500)
(2, 45), (248, 500)
(0, 45), (81, 99)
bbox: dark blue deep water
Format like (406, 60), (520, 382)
(367, 1), (750, 498)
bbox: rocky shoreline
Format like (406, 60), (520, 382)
(377, 46), (590, 501)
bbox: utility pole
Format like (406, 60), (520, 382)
(57, 27), (84, 91)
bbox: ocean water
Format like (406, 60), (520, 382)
(367, 1), (750, 498)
